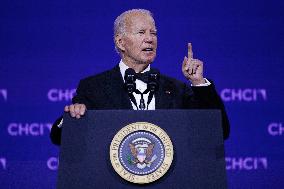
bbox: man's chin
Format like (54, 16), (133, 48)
(139, 57), (156, 65)
(136, 60), (153, 66)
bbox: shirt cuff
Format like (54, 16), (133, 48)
(57, 118), (63, 128)
(191, 78), (211, 87)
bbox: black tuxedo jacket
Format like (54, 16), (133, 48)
(50, 65), (230, 145)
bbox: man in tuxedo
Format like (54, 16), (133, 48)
(50, 9), (230, 145)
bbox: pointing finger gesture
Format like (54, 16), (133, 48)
(182, 43), (205, 85)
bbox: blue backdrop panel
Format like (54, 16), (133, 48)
(1, 0), (283, 188)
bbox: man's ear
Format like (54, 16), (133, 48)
(115, 34), (125, 52)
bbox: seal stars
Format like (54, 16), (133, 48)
(110, 122), (174, 184)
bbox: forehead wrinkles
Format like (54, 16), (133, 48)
(124, 13), (156, 33)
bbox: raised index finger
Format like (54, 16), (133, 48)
(188, 43), (193, 59)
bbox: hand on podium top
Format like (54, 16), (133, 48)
(64, 103), (86, 119)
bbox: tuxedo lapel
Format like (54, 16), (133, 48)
(155, 76), (174, 109)
(104, 65), (132, 109)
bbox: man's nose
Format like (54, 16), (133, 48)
(144, 32), (154, 43)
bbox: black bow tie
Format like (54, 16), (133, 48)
(136, 72), (150, 83)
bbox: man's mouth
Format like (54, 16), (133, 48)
(142, 48), (154, 52)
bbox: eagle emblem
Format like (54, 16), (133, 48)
(110, 122), (174, 184)
(127, 137), (157, 169)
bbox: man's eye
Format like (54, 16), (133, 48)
(138, 31), (145, 34)
(151, 32), (157, 36)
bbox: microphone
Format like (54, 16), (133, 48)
(124, 68), (136, 94)
(146, 69), (160, 109)
(147, 69), (160, 93)
(124, 68), (139, 109)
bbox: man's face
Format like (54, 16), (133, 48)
(119, 13), (157, 66)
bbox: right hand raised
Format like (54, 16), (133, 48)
(64, 103), (86, 119)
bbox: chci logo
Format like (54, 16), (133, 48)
(110, 122), (174, 184)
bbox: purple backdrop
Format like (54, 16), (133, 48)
(1, 0), (284, 188)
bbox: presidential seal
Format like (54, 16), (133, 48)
(110, 122), (174, 184)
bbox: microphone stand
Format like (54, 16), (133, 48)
(124, 68), (160, 110)
(146, 69), (160, 110)
(124, 68), (139, 110)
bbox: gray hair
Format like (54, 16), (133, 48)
(113, 9), (155, 54)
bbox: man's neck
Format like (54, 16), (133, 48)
(122, 59), (150, 73)
(119, 60), (151, 82)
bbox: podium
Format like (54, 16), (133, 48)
(57, 110), (227, 189)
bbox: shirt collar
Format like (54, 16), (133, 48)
(119, 60), (151, 82)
